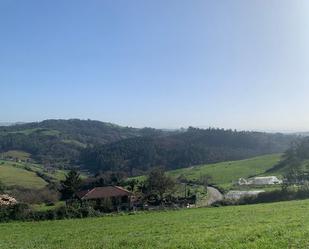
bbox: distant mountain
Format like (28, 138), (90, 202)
(0, 122), (26, 126)
(291, 132), (309, 137)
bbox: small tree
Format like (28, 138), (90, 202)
(144, 168), (175, 202)
(126, 179), (138, 192)
(60, 170), (82, 200)
(199, 174), (212, 192)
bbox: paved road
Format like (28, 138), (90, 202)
(206, 186), (223, 206)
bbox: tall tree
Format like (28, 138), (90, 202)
(145, 168), (175, 201)
(60, 170), (82, 200)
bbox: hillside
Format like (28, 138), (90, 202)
(1, 199), (309, 249)
(168, 153), (282, 190)
(268, 137), (309, 176)
(82, 128), (295, 174)
(0, 119), (164, 168)
(0, 161), (47, 189)
(0, 120), (297, 174)
(0, 158), (69, 190)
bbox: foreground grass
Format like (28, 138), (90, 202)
(169, 154), (282, 189)
(1, 199), (309, 248)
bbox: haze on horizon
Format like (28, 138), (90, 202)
(1, 0), (309, 132)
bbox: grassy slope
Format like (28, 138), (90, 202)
(0, 159), (71, 189)
(169, 154), (282, 189)
(0, 150), (31, 161)
(0, 161), (47, 189)
(1, 199), (309, 248)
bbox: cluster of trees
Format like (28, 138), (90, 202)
(81, 127), (296, 175)
(269, 137), (309, 178)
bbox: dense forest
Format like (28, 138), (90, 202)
(81, 127), (297, 175)
(0, 120), (298, 174)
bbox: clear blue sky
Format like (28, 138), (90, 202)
(1, 0), (309, 131)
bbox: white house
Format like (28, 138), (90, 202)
(238, 176), (282, 186)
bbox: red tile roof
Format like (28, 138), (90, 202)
(77, 186), (132, 200)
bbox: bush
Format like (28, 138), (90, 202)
(9, 187), (60, 204)
(0, 202), (102, 223)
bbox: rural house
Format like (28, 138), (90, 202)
(76, 186), (133, 211)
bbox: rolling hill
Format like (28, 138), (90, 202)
(82, 128), (295, 174)
(168, 153), (282, 190)
(0, 119), (164, 168)
(0, 158), (70, 190)
(0, 119), (297, 175)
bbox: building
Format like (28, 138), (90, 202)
(238, 176), (282, 186)
(76, 186), (133, 211)
(225, 190), (265, 200)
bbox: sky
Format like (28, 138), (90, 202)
(1, 0), (309, 131)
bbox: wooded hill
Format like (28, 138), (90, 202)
(0, 120), (297, 174)
(0, 119), (163, 168)
(81, 127), (297, 175)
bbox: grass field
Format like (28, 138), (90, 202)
(169, 154), (282, 189)
(0, 161), (47, 189)
(1, 199), (309, 248)
(0, 150), (31, 161)
(0, 159), (72, 189)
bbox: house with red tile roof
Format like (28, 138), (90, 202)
(76, 186), (133, 211)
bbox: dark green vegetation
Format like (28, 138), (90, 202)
(1, 199), (309, 249)
(81, 127), (295, 174)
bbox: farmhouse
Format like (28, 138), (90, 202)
(76, 186), (133, 211)
(238, 176), (282, 186)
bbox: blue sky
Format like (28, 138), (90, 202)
(1, 0), (309, 131)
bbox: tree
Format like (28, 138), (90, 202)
(60, 170), (82, 200)
(144, 168), (175, 202)
(126, 179), (138, 192)
(199, 174), (212, 192)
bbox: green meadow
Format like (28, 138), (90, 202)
(0, 159), (70, 189)
(1, 199), (309, 249)
(0, 161), (47, 189)
(169, 153), (282, 189)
